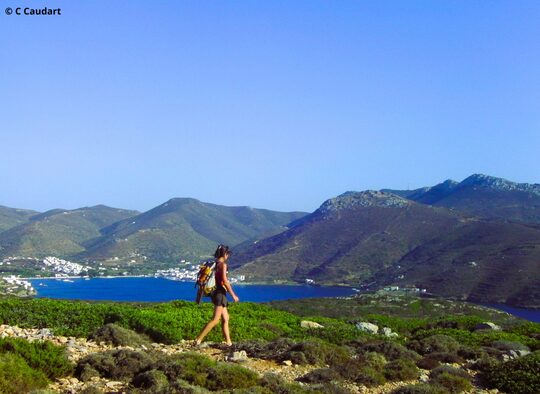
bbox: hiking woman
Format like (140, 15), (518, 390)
(195, 244), (239, 346)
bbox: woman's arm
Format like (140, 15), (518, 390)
(221, 263), (239, 302)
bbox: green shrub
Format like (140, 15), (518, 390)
(416, 356), (441, 370)
(0, 353), (49, 394)
(416, 352), (463, 369)
(429, 365), (471, 381)
(332, 358), (365, 380)
(305, 382), (352, 394)
(131, 369), (169, 391)
(354, 366), (387, 387)
(491, 340), (530, 353)
(89, 323), (151, 346)
(391, 383), (449, 394)
(260, 373), (310, 394)
(154, 352), (260, 391)
(457, 345), (485, 360)
(206, 363), (260, 390)
(156, 352), (216, 387)
(355, 340), (420, 361)
(364, 351), (388, 370)
(78, 386), (103, 394)
(384, 358), (420, 381)
(412, 327), (538, 349)
(168, 379), (211, 394)
(0, 337), (73, 379)
(430, 372), (472, 394)
(285, 341), (351, 366)
(482, 351), (540, 394)
(75, 349), (156, 381)
(467, 353), (499, 372)
(408, 335), (461, 355)
(297, 368), (342, 383)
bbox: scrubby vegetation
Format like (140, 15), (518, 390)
(482, 351), (540, 394)
(0, 353), (49, 394)
(0, 337), (72, 393)
(89, 323), (151, 346)
(0, 295), (538, 393)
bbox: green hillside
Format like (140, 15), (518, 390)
(374, 221), (540, 308)
(0, 205), (38, 232)
(81, 198), (307, 262)
(230, 190), (540, 307)
(0, 206), (139, 259)
(230, 191), (463, 283)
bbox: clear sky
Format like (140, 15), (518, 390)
(1, 1), (539, 213)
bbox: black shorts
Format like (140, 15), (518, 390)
(211, 290), (228, 307)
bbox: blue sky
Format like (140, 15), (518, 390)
(1, 1), (539, 213)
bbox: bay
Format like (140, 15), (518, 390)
(482, 303), (540, 323)
(29, 277), (355, 302)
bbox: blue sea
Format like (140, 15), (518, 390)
(29, 277), (356, 303)
(482, 303), (540, 323)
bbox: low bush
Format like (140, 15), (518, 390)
(234, 338), (352, 367)
(297, 368), (341, 384)
(0, 337), (73, 380)
(467, 353), (499, 372)
(260, 372), (310, 394)
(206, 363), (260, 390)
(131, 369), (169, 391)
(167, 379), (211, 394)
(429, 365), (471, 381)
(412, 327), (539, 349)
(364, 351), (388, 370)
(408, 335), (461, 355)
(430, 372), (472, 394)
(0, 353), (49, 394)
(354, 340), (420, 361)
(89, 323), (151, 346)
(428, 365), (471, 394)
(75, 349), (156, 381)
(416, 356), (441, 370)
(354, 366), (387, 387)
(384, 358), (420, 381)
(456, 345), (485, 360)
(155, 352), (216, 387)
(154, 351), (260, 391)
(306, 383), (352, 394)
(491, 340), (530, 353)
(482, 351), (540, 394)
(416, 352), (463, 369)
(79, 386), (107, 394)
(391, 383), (449, 394)
(285, 341), (351, 366)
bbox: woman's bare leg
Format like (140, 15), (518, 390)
(196, 306), (223, 343)
(221, 307), (232, 345)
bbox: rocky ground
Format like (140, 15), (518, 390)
(0, 324), (502, 394)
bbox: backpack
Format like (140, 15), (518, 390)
(195, 260), (217, 304)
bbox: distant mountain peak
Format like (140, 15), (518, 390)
(440, 179), (459, 187)
(319, 190), (409, 214)
(459, 174), (540, 195)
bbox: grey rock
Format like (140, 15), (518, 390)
(229, 350), (248, 362)
(355, 322), (379, 334)
(300, 320), (324, 329)
(382, 327), (399, 338)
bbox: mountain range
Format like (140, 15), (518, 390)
(0, 199), (306, 262)
(230, 174), (540, 308)
(1, 173), (539, 307)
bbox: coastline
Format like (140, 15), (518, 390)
(21, 275), (148, 280)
